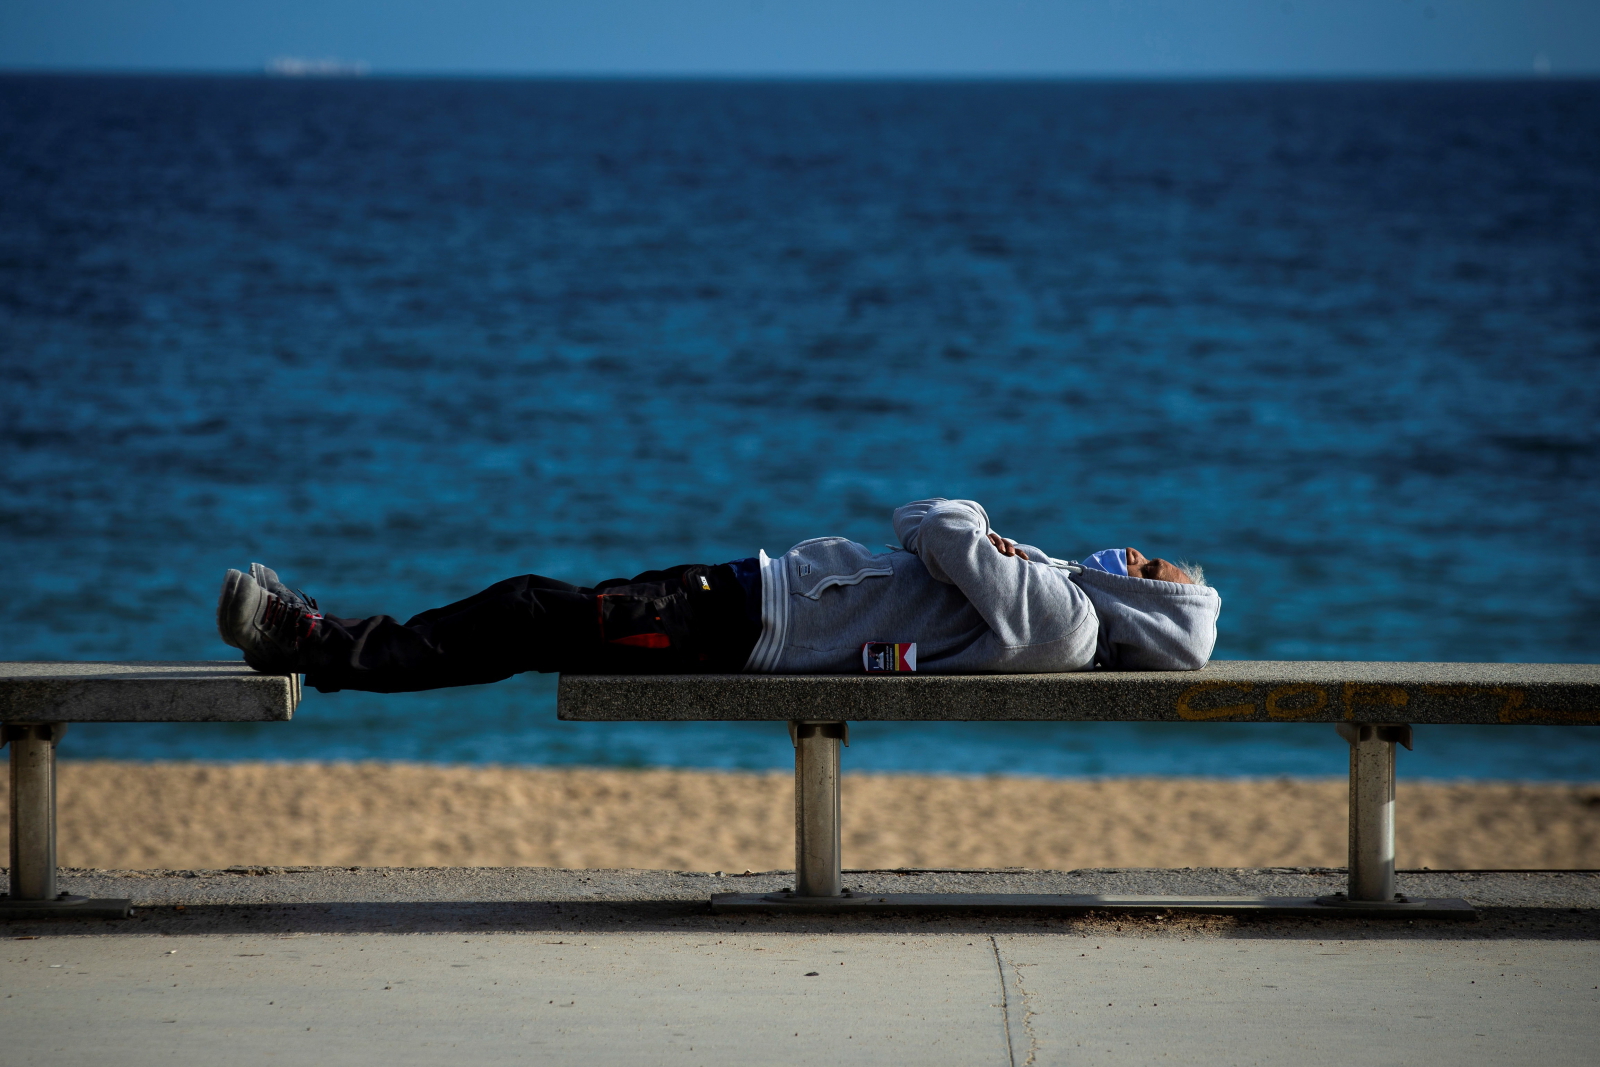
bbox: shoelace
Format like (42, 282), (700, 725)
(258, 592), (323, 646)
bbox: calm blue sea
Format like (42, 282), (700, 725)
(2, 75), (1597, 779)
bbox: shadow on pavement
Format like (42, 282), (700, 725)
(5, 900), (1600, 940)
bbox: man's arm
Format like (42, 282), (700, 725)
(892, 499), (1095, 652)
(892, 498), (989, 580)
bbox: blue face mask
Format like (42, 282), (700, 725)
(1080, 548), (1128, 576)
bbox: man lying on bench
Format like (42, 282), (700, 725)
(216, 498), (1220, 693)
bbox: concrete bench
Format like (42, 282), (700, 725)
(1, 662), (300, 920)
(560, 662), (1600, 919)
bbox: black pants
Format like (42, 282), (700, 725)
(302, 563), (759, 694)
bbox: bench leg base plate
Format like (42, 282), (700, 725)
(710, 891), (1476, 920)
(0, 896), (132, 920)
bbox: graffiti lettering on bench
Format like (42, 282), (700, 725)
(1175, 682), (1401, 721)
(1175, 681), (1600, 724)
(1422, 686), (1600, 725)
(1174, 682), (1257, 720)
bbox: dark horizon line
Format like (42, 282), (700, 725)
(1, 67), (1595, 85)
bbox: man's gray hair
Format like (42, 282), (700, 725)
(1175, 560), (1207, 587)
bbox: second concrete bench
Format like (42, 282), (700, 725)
(1, 662), (300, 920)
(559, 661), (1600, 919)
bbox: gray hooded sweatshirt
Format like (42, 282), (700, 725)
(744, 498), (1220, 674)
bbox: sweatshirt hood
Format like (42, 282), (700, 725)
(1069, 567), (1220, 671)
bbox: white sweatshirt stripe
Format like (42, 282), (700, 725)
(744, 549), (789, 672)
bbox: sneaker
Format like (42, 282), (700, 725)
(217, 567), (324, 674)
(250, 562), (318, 614)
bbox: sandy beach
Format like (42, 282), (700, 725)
(7, 762), (1598, 872)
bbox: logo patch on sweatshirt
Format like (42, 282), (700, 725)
(863, 642), (917, 672)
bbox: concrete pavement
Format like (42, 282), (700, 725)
(3, 930), (1007, 1065)
(993, 934), (1597, 1066)
(3, 867), (1597, 1065)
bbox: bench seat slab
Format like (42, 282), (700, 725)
(0, 661), (299, 723)
(559, 663), (1600, 725)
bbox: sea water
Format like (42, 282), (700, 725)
(2, 76), (1597, 778)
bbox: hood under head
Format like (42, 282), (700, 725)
(1070, 567), (1221, 671)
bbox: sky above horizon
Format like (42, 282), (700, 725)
(2, 0), (1597, 77)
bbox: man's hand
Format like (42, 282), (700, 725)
(988, 531), (1030, 561)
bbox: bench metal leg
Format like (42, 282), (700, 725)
(2, 722), (129, 920)
(9, 723), (61, 901)
(1347, 724), (1399, 901)
(1316, 722), (1424, 911)
(789, 720), (846, 899)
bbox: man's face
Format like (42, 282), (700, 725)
(1126, 548), (1193, 584)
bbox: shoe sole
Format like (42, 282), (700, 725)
(216, 568), (265, 650)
